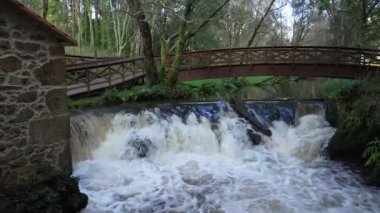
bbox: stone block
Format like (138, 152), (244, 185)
(17, 91), (38, 103)
(0, 56), (22, 73)
(1, 126), (22, 141)
(0, 85), (22, 91)
(0, 93), (7, 102)
(58, 140), (72, 172)
(0, 40), (10, 51)
(0, 18), (6, 27)
(11, 31), (25, 40)
(49, 45), (64, 57)
(21, 71), (30, 77)
(46, 88), (68, 116)
(9, 157), (27, 168)
(29, 33), (48, 41)
(0, 27), (9, 38)
(34, 59), (65, 85)
(0, 143), (5, 152)
(0, 148), (23, 164)
(30, 152), (45, 164)
(29, 115), (70, 145)
(8, 75), (31, 86)
(14, 138), (27, 148)
(15, 41), (40, 53)
(10, 108), (35, 123)
(0, 104), (16, 116)
(37, 51), (47, 58)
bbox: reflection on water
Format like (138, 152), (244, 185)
(236, 77), (324, 99)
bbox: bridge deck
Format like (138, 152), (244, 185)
(66, 57), (145, 96)
(67, 72), (144, 96)
(65, 46), (380, 96)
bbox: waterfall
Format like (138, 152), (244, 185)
(70, 113), (113, 163)
(70, 101), (380, 213)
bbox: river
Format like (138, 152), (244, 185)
(70, 100), (380, 213)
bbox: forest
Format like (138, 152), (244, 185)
(22, 0), (380, 56)
(20, 0), (380, 86)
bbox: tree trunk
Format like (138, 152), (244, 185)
(166, 0), (198, 87)
(159, 39), (169, 81)
(42, 0), (49, 19)
(127, 0), (159, 86)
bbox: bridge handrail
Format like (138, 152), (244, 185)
(180, 46), (380, 56)
(65, 54), (120, 59)
(66, 57), (144, 72)
(65, 46), (380, 96)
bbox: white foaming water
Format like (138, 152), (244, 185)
(72, 109), (380, 213)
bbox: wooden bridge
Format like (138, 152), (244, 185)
(65, 46), (380, 96)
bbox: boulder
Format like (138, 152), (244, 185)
(247, 129), (262, 145)
(126, 137), (153, 159)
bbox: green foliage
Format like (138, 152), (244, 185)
(69, 77), (259, 108)
(191, 77), (250, 99)
(68, 96), (104, 109)
(363, 139), (380, 166)
(103, 84), (193, 103)
(0, 172), (87, 213)
(321, 79), (361, 99)
(184, 76), (271, 87)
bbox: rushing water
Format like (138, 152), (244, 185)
(71, 101), (380, 213)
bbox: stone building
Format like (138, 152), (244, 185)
(0, 0), (76, 187)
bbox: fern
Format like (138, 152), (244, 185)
(363, 138), (380, 166)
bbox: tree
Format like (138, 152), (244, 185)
(153, 0), (230, 86)
(127, 0), (159, 85)
(246, 0), (276, 47)
(42, 0), (48, 19)
(166, 0), (199, 86)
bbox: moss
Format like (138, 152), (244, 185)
(0, 172), (88, 213)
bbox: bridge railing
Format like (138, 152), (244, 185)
(65, 55), (124, 65)
(178, 46), (380, 71)
(65, 57), (145, 96)
(65, 46), (380, 95)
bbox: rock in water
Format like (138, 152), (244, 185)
(247, 129), (261, 145)
(229, 99), (272, 136)
(125, 137), (153, 159)
(178, 161), (214, 186)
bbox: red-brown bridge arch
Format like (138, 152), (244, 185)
(65, 46), (380, 96)
(176, 46), (380, 80)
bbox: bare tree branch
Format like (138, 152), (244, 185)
(247, 0), (276, 47)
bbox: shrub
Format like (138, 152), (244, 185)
(363, 138), (380, 166)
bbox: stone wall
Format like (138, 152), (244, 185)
(0, 5), (71, 187)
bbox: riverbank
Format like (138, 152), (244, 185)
(68, 76), (330, 109)
(326, 78), (380, 186)
(68, 77), (271, 109)
(0, 172), (88, 213)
